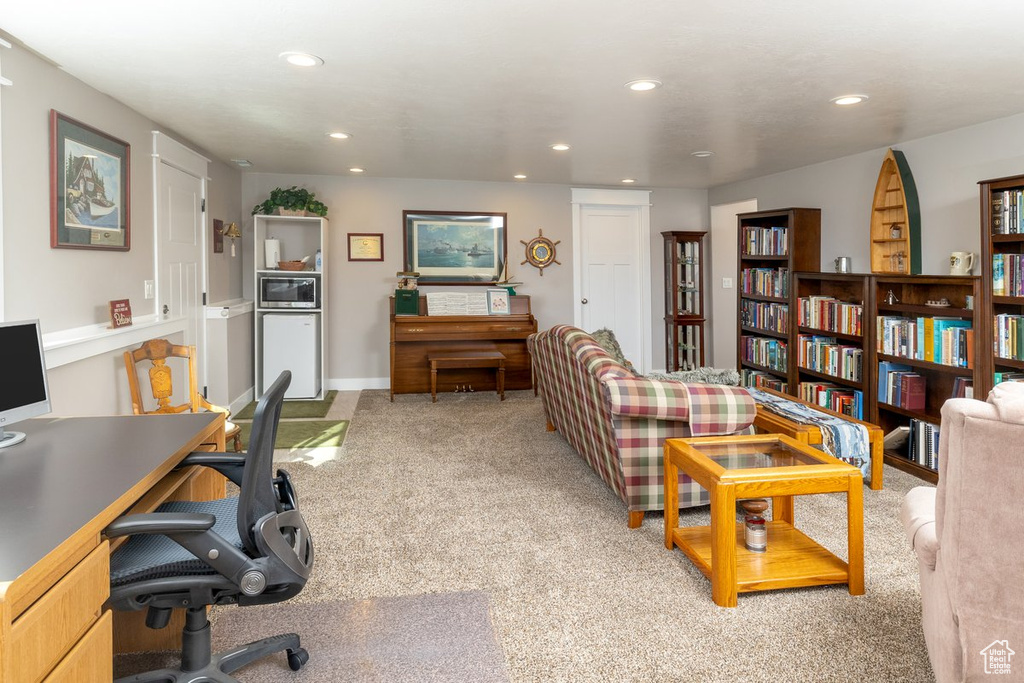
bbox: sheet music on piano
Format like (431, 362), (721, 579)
(426, 291), (489, 315)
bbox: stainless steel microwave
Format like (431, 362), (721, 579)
(259, 275), (319, 309)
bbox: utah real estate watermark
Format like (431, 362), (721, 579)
(980, 640), (1015, 676)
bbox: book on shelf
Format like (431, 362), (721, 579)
(952, 376), (974, 399)
(798, 381), (863, 420)
(994, 371), (1024, 384)
(899, 373), (926, 411)
(907, 419), (940, 469)
(883, 425), (910, 452)
(993, 254), (1005, 296)
(877, 361), (912, 403)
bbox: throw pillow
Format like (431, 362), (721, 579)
(588, 328), (637, 373)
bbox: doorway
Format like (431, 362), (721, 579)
(572, 188), (652, 372)
(153, 132), (208, 391)
(709, 198), (757, 368)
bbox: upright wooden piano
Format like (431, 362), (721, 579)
(390, 295), (537, 400)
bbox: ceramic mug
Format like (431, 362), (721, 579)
(834, 256), (852, 273)
(950, 251), (975, 276)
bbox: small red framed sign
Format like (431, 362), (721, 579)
(109, 299), (133, 328)
(348, 233), (384, 261)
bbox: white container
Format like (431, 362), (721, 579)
(264, 239), (281, 269)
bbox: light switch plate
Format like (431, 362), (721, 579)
(722, 277), (733, 289)
(144, 280), (155, 299)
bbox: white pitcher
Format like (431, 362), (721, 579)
(950, 251), (975, 276)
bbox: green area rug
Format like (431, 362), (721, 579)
(238, 420), (348, 450)
(234, 390), (337, 420)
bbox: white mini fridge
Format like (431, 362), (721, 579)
(262, 313), (321, 399)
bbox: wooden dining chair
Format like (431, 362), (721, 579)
(123, 338), (243, 452)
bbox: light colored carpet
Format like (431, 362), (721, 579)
(118, 388), (934, 681)
(253, 389), (935, 682)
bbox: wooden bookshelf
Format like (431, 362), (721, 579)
(792, 272), (873, 419)
(979, 173), (1024, 397)
(869, 149), (922, 275)
(869, 275), (982, 483)
(737, 208), (821, 393)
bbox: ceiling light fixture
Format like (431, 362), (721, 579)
(349, 167), (364, 173)
(691, 151), (714, 158)
(625, 79), (662, 92)
(514, 174), (527, 180)
(621, 178), (636, 184)
(830, 94), (869, 106)
(231, 159), (253, 167)
(327, 132), (352, 140)
(550, 143), (571, 151)
(279, 52), (324, 67)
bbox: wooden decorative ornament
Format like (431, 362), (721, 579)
(520, 229), (561, 275)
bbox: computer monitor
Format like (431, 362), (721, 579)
(0, 319), (51, 449)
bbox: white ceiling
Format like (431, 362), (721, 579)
(4, 1), (1024, 189)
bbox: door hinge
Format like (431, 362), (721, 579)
(202, 292), (207, 305)
(201, 198), (206, 212)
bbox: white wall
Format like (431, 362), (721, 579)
(0, 42), (243, 415)
(708, 113), (1024, 276)
(243, 174), (707, 384)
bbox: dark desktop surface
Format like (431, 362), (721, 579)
(0, 412), (219, 581)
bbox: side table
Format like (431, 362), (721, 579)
(664, 433), (864, 607)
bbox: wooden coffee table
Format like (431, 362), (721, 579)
(664, 433), (864, 608)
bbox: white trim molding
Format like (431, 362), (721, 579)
(42, 315), (186, 369)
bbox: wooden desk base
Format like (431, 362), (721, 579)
(428, 351), (505, 402)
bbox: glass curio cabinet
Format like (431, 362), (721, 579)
(662, 231), (706, 371)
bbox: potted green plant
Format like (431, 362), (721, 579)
(251, 186), (328, 217)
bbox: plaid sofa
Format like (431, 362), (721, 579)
(528, 325), (756, 528)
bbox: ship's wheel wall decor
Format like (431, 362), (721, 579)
(520, 229), (561, 275)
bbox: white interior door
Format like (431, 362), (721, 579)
(156, 161), (205, 389)
(572, 189), (652, 372)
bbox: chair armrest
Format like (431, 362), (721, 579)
(178, 452), (246, 486)
(900, 486), (938, 570)
(602, 377), (691, 421)
(602, 378), (756, 436)
(104, 512), (215, 538)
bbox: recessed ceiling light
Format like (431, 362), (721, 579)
(349, 167), (364, 173)
(830, 94), (868, 106)
(550, 143), (571, 151)
(691, 151), (714, 158)
(230, 159), (253, 167)
(279, 52), (323, 67)
(514, 174), (527, 180)
(621, 178), (636, 184)
(625, 79), (662, 92)
(327, 132), (352, 140)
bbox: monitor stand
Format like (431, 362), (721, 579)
(0, 426), (27, 449)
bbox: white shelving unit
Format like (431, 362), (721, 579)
(253, 215), (329, 400)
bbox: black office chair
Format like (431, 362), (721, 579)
(105, 371), (314, 682)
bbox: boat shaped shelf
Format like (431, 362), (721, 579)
(870, 148), (921, 275)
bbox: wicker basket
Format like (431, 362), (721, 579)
(277, 260), (306, 271)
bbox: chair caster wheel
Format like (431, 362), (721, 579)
(287, 647), (309, 671)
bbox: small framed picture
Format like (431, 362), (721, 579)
(348, 233), (384, 261)
(486, 288), (510, 315)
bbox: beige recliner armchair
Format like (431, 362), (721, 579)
(900, 382), (1024, 682)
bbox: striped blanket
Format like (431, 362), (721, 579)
(746, 388), (871, 479)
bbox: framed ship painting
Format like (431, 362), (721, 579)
(49, 110), (131, 251)
(402, 210), (506, 284)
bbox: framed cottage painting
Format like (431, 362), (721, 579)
(49, 110), (131, 250)
(402, 210), (506, 284)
